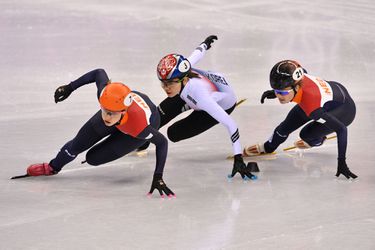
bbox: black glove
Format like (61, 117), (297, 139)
(229, 154), (257, 180)
(54, 84), (73, 103)
(260, 90), (277, 104)
(201, 35), (218, 50)
(148, 174), (175, 198)
(336, 158), (357, 179)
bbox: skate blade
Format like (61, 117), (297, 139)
(226, 152), (276, 160)
(10, 174), (30, 179)
(283, 135), (337, 151)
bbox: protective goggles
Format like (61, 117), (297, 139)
(274, 89), (294, 96)
(161, 78), (184, 88)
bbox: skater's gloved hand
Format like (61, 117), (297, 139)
(201, 35), (218, 50)
(336, 158), (358, 179)
(54, 84), (73, 103)
(260, 90), (277, 104)
(229, 154), (257, 180)
(148, 174), (175, 198)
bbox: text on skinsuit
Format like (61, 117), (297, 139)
(131, 93), (148, 109)
(316, 78), (331, 94)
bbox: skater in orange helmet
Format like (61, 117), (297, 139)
(14, 69), (174, 197)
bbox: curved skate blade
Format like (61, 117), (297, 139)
(226, 152), (276, 160)
(10, 174), (30, 179)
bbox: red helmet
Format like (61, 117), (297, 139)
(157, 54), (191, 81)
(99, 82), (132, 112)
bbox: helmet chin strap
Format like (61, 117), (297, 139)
(292, 86), (297, 97)
(179, 77), (186, 95)
(292, 83), (301, 98)
(116, 111), (128, 126)
(115, 115), (122, 125)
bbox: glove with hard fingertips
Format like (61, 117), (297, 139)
(54, 84), (73, 103)
(201, 35), (218, 50)
(260, 90), (277, 104)
(336, 158), (357, 179)
(229, 154), (257, 180)
(148, 174), (175, 198)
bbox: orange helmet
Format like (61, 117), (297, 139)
(99, 82), (132, 112)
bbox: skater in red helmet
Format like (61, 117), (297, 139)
(138, 36), (257, 180)
(245, 60), (357, 179)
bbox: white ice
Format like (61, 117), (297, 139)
(1, 0), (375, 249)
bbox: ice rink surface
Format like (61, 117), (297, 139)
(1, 0), (375, 249)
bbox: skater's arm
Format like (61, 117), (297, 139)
(187, 44), (207, 67)
(137, 126), (175, 197)
(55, 69), (110, 103)
(69, 68), (110, 99)
(157, 95), (187, 128)
(197, 94), (242, 155)
(187, 35), (217, 67)
(138, 126), (168, 176)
